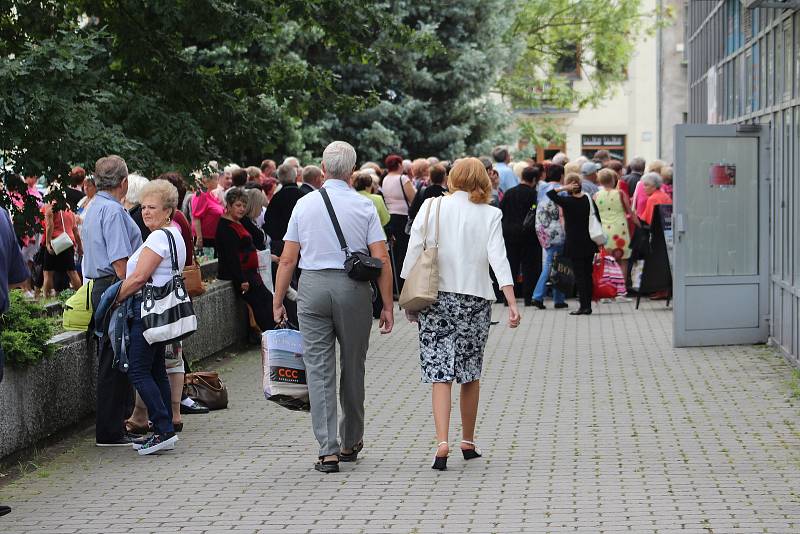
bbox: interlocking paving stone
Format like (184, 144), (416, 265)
(3, 300), (800, 533)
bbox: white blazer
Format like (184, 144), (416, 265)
(400, 191), (513, 302)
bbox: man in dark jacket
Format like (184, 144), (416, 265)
(499, 166), (542, 306)
(624, 157), (646, 193)
(263, 162), (306, 256)
(407, 163), (448, 221)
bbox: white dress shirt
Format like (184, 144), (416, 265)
(284, 179), (385, 271)
(401, 191), (513, 301)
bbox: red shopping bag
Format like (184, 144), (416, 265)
(593, 249), (618, 300)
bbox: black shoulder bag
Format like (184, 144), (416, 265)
(319, 188), (383, 282)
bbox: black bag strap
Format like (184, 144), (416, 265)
(318, 189), (351, 256)
(159, 228), (180, 274)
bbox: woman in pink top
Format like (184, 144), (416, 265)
(191, 172), (224, 251)
(382, 154), (416, 291)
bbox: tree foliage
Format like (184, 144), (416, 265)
(501, 0), (663, 147)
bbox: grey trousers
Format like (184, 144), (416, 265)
(297, 270), (373, 457)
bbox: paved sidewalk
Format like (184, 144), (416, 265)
(3, 301), (800, 533)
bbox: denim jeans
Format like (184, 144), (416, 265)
(532, 244), (566, 304)
(128, 297), (173, 435)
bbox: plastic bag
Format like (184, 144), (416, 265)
(630, 260), (645, 291)
(602, 254), (627, 297)
(262, 328), (310, 412)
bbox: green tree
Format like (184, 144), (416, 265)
(501, 0), (664, 148)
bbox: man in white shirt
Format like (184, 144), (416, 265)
(273, 141), (394, 473)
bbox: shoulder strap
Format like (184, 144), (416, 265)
(318, 189), (350, 254)
(159, 228), (179, 274)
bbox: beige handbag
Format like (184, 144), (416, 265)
(399, 196), (442, 312)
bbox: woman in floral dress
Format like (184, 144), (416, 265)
(593, 168), (639, 277)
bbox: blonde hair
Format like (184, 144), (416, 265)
(512, 161), (529, 178)
(646, 159), (666, 174)
(597, 168), (617, 187)
(140, 179), (179, 211)
(564, 172), (582, 187)
(448, 157), (491, 204)
(564, 162), (581, 175)
(411, 158), (430, 179)
(245, 188), (267, 219)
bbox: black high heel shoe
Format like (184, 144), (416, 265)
(461, 440), (483, 460)
(431, 442), (448, 471)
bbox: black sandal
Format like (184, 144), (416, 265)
(314, 456), (340, 473)
(339, 442), (363, 463)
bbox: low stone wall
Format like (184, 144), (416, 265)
(0, 278), (248, 460)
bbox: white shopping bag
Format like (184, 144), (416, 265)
(261, 328), (310, 412)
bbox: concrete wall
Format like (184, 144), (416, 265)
(658, 0), (689, 162)
(0, 279), (248, 460)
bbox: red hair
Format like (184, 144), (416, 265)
(384, 154), (403, 172)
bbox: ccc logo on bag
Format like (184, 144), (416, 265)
(270, 366), (306, 384)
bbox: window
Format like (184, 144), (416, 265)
(777, 22), (785, 101)
(784, 21), (793, 101)
(555, 43), (581, 79)
(767, 31), (774, 107)
(580, 135), (626, 162)
(533, 145), (566, 163)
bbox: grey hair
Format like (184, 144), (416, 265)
(283, 157), (300, 168)
(94, 155), (129, 190)
(276, 163), (297, 185)
(124, 174), (150, 206)
(641, 172), (662, 189)
(322, 141), (357, 181)
(551, 152), (568, 166)
(629, 157), (646, 173)
(140, 179), (178, 211)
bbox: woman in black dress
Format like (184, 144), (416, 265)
(546, 173), (602, 315)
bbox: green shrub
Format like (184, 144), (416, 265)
(57, 289), (76, 303)
(1, 290), (56, 365)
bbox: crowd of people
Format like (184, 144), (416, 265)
(0, 141), (673, 481)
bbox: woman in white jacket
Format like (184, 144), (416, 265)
(401, 157), (520, 471)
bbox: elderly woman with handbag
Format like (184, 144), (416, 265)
(42, 202), (83, 297)
(111, 179), (189, 455)
(401, 157), (520, 471)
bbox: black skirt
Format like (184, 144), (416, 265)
(43, 245), (76, 272)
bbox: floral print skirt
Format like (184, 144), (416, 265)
(418, 292), (492, 384)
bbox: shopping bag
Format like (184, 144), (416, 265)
(602, 254), (627, 297)
(549, 254), (575, 295)
(63, 279), (93, 331)
(592, 249), (617, 301)
(262, 328), (310, 412)
(631, 260), (645, 291)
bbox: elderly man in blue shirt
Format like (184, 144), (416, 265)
(492, 146), (518, 194)
(273, 141), (394, 474)
(80, 155), (143, 447)
(1, 205), (29, 517)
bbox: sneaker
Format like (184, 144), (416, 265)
(96, 435), (135, 447)
(137, 433), (178, 456)
(132, 434), (177, 451)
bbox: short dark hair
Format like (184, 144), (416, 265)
(224, 187), (248, 208)
(546, 164), (564, 183)
(593, 149), (610, 162)
(479, 156), (493, 170)
(231, 168), (248, 187)
(69, 166), (86, 187)
(429, 164), (446, 185)
(491, 146), (508, 163)
(521, 166), (540, 184)
(606, 160), (624, 174)
(352, 172), (374, 192)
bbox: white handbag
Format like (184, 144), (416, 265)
(399, 197), (441, 312)
(141, 229), (198, 344)
(50, 212), (75, 255)
(587, 196), (607, 246)
(256, 248), (275, 295)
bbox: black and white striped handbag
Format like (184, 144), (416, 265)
(141, 228), (198, 344)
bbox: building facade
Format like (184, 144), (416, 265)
(687, 1), (800, 362)
(520, 0), (687, 165)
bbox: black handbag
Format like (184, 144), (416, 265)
(319, 188), (382, 282)
(521, 202), (537, 233)
(548, 253), (575, 294)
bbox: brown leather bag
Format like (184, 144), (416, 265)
(183, 254), (205, 298)
(183, 371), (228, 410)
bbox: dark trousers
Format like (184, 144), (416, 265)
(91, 276), (134, 442)
(128, 298), (173, 435)
(0, 335), (5, 383)
(505, 238), (542, 302)
(388, 214), (409, 293)
(572, 256), (594, 311)
(243, 272), (276, 332)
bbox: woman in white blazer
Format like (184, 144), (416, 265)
(401, 157), (520, 471)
